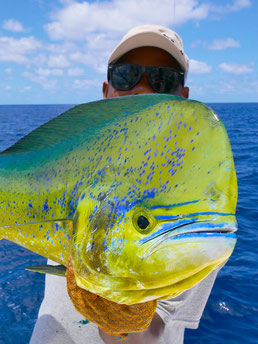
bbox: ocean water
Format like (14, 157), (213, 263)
(0, 102), (257, 344)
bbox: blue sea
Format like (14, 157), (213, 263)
(0, 102), (257, 344)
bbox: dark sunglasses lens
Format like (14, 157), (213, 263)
(110, 64), (140, 90)
(148, 67), (181, 93)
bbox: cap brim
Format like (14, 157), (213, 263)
(108, 32), (188, 79)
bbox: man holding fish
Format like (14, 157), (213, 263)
(26, 25), (237, 344)
(99, 25), (220, 344)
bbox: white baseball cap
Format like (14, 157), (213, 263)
(108, 25), (189, 80)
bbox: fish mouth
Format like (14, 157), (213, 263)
(74, 262), (221, 305)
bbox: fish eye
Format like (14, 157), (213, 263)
(137, 215), (150, 229)
(132, 208), (156, 234)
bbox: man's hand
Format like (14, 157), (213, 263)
(98, 312), (165, 344)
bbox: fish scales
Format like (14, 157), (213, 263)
(0, 94), (237, 305)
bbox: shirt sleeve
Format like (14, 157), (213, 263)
(156, 268), (219, 329)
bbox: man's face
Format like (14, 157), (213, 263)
(103, 46), (189, 99)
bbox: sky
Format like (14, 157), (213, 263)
(0, 0), (257, 104)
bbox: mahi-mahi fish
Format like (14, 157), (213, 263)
(0, 94), (237, 305)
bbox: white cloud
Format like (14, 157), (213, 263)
(4, 85), (12, 90)
(48, 54), (70, 68)
(4, 68), (12, 74)
(2, 19), (25, 32)
(51, 69), (64, 76)
(20, 86), (32, 92)
(36, 68), (64, 76)
(46, 41), (77, 54)
(72, 79), (101, 89)
(0, 36), (42, 64)
(189, 59), (212, 74)
(190, 40), (202, 48)
(33, 54), (47, 66)
(67, 67), (84, 76)
(250, 80), (258, 94)
(217, 75), (257, 95)
(22, 71), (58, 90)
(45, 0), (252, 42)
(211, 0), (251, 14)
(45, 0), (210, 41)
(0, 0), (253, 100)
(38, 0), (254, 76)
(187, 84), (205, 94)
(208, 38), (240, 50)
(219, 62), (253, 74)
(229, 0), (251, 11)
(69, 49), (108, 74)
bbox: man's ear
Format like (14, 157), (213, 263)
(102, 81), (109, 99)
(182, 86), (189, 99)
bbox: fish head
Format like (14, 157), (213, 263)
(70, 96), (238, 305)
(71, 191), (237, 305)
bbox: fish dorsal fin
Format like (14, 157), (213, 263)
(0, 94), (183, 155)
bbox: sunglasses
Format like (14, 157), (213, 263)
(108, 63), (184, 94)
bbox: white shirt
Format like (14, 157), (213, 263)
(30, 262), (218, 344)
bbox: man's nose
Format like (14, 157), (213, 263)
(130, 73), (155, 94)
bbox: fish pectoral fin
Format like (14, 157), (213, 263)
(25, 264), (66, 276)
